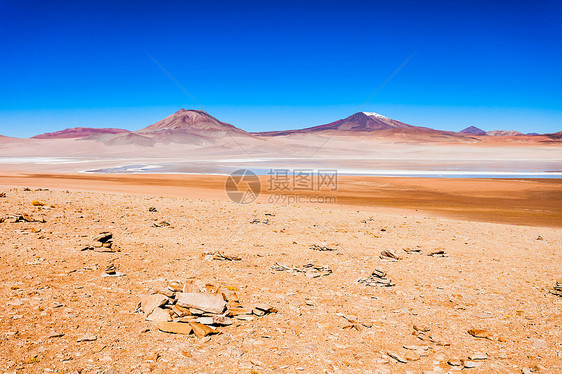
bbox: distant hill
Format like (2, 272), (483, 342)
(486, 130), (524, 136)
(32, 127), (130, 139)
(460, 126), (486, 135)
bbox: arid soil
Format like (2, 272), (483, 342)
(1, 173), (562, 227)
(0, 185), (561, 373)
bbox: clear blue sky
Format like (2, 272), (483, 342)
(1, 0), (561, 137)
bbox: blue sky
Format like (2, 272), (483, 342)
(1, 0), (561, 137)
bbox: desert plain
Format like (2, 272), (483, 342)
(0, 172), (561, 374)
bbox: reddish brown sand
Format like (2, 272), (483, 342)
(1, 173), (562, 227)
(0, 183), (560, 373)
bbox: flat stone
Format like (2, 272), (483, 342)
(448, 359), (462, 366)
(189, 322), (216, 338)
(172, 304), (191, 317)
(195, 317), (214, 325)
(177, 292), (226, 314)
(386, 351), (407, 363)
(157, 321), (193, 335)
(168, 280), (183, 292)
(469, 352), (488, 360)
(467, 329), (492, 339)
(154, 287), (175, 298)
(47, 331), (64, 339)
(253, 303), (277, 313)
(141, 294), (168, 315)
(462, 360), (481, 368)
(93, 232), (112, 243)
(228, 307), (253, 316)
(146, 307), (172, 322)
(77, 333), (97, 342)
(211, 315), (233, 325)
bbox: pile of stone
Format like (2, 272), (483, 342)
(271, 262), (332, 278)
(102, 263), (126, 277)
(380, 249), (401, 261)
(0, 213), (45, 223)
(550, 281), (562, 297)
(0, 192), (6, 198)
(81, 232), (120, 252)
(139, 280), (276, 338)
(310, 243), (337, 251)
(357, 268), (394, 287)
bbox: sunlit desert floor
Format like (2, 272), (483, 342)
(0, 177), (561, 373)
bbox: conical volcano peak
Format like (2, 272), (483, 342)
(362, 111), (390, 120)
(136, 109), (248, 135)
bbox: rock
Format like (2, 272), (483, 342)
(176, 292), (226, 314)
(253, 303), (277, 313)
(521, 368), (533, 374)
(380, 249), (400, 261)
(171, 304), (191, 317)
(536, 235), (543, 240)
(154, 287), (175, 298)
(153, 221), (170, 227)
(157, 321), (193, 335)
(93, 232), (112, 243)
(104, 264), (116, 275)
(310, 243), (337, 251)
(228, 307), (253, 316)
(413, 325), (430, 333)
(427, 249), (447, 257)
(386, 351), (407, 363)
(550, 281), (562, 297)
(146, 308), (172, 322)
(148, 207), (157, 212)
(358, 268), (394, 287)
(467, 329), (492, 339)
(141, 294), (168, 315)
(168, 280), (183, 292)
(189, 322), (216, 338)
(212, 252), (242, 261)
(469, 352), (488, 360)
(462, 360), (481, 369)
(447, 359), (462, 366)
(77, 333), (97, 342)
(47, 331), (64, 339)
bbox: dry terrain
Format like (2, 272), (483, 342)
(0, 184), (561, 373)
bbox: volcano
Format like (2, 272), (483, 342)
(460, 126), (486, 135)
(136, 109), (248, 136)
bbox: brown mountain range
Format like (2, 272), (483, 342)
(24, 109), (558, 146)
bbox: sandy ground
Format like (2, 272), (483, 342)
(0, 180), (561, 373)
(1, 173), (562, 227)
